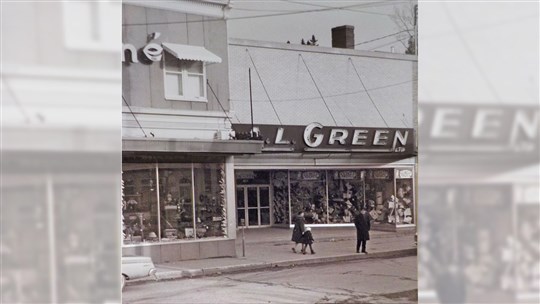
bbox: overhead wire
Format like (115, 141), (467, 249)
(231, 79), (413, 103)
(368, 36), (409, 51)
(348, 58), (389, 127)
(298, 54), (341, 126)
(442, 2), (502, 103)
(246, 49), (284, 125)
(278, 0), (396, 16)
(122, 95), (148, 137)
(206, 79), (235, 126)
(123, 1), (396, 26)
(355, 30), (408, 46)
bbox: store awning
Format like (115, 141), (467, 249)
(123, 138), (263, 154)
(162, 43), (222, 63)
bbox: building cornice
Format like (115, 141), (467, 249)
(229, 38), (418, 62)
(124, 0), (229, 18)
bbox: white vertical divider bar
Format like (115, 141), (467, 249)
(191, 163), (197, 240)
(225, 156), (237, 239)
(46, 175), (57, 304)
(156, 163), (161, 241)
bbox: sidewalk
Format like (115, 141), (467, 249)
(127, 227), (416, 285)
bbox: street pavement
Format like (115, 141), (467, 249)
(126, 227), (416, 285)
(122, 256), (418, 304)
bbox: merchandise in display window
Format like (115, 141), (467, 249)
(122, 161), (227, 245)
(193, 163), (227, 238)
(271, 171), (289, 225)
(364, 169), (395, 226)
(122, 164), (159, 244)
(395, 177), (415, 225)
(328, 170), (365, 224)
(158, 164), (194, 241)
(290, 170), (326, 224)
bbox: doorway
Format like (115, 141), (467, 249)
(236, 185), (271, 227)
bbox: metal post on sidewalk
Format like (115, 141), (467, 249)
(241, 219), (246, 257)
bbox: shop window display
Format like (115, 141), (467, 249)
(193, 163), (227, 238)
(364, 169), (395, 225)
(290, 170), (326, 224)
(158, 164), (194, 241)
(271, 171), (289, 225)
(122, 162), (228, 245)
(122, 164), (159, 244)
(328, 170), (365, 223)
(395, 178), (414, 225)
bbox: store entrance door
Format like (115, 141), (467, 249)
(236, 185), (271, 227)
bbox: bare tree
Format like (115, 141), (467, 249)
(392, 1), (417, 55)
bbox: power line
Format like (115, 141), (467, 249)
(246, 49), (283, 125)
(279, 0), (396, 16)
(349, 59), (389, 127)
(368, 36), (408, 51)
(206, 79), (235, 126)
(355, 30), (408, 46)
(123, 1), (394, 26)
(230, 79), (413, 103)
(299, 54), (340, 126)
(442, 2), (502, 103)
(3, 77), (32, 123)
(122, 95), (148, 137)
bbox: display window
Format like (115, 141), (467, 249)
(364, 169), (395, 226)
(290, 170), (327, 224)
(122, 161), (227, 245)
(395, 169), (415, 226)
(235, 167), (415, 228)
(158, 164), (194, 241)
(328, 170), (365, 224)
(271, 171), (289, 225)
(193, 163), (227, 238)
(122, 164), (159, 244)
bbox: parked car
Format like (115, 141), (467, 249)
(121, 256), (157, 290)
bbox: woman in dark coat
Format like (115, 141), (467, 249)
(354, 208), (371, 254)
(291, 211), (305, 253)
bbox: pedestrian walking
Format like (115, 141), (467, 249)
(300, 227), (316, 255)
(354, 208), (371, 254)
(291, 211), (305, 253)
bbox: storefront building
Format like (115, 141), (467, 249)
(417, 103), (540, 303)
(121, 1), (263, 263)
(228, 31), (418, 231)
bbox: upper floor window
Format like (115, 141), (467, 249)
(162, 43), (222, 102)
(164, 53), (206, 101)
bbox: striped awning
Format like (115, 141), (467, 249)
(162, 43), (222, 63)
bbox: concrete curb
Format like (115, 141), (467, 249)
(125, 247), (416, 287)
(241, 231), (415, 246)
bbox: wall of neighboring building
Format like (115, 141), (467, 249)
(122, 3), (232, 140)
(229, 38), (416, 129)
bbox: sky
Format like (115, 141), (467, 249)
(227, 0), (415, 54)
(226, 0), (538, 104)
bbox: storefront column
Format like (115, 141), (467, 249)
(225, 156), (237, 239)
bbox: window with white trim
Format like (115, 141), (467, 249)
(164, 52), (207, 102)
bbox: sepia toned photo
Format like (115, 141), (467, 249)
(121, 1), (417, 303)
(1, 1), (538, 304)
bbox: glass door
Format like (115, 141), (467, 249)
(236, 185), (271, 227)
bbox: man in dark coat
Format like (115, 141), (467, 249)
(354, 208), (371, 254)
(291, 211), (305, 253)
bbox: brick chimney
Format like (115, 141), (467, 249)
(331, 25), (355, 49)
